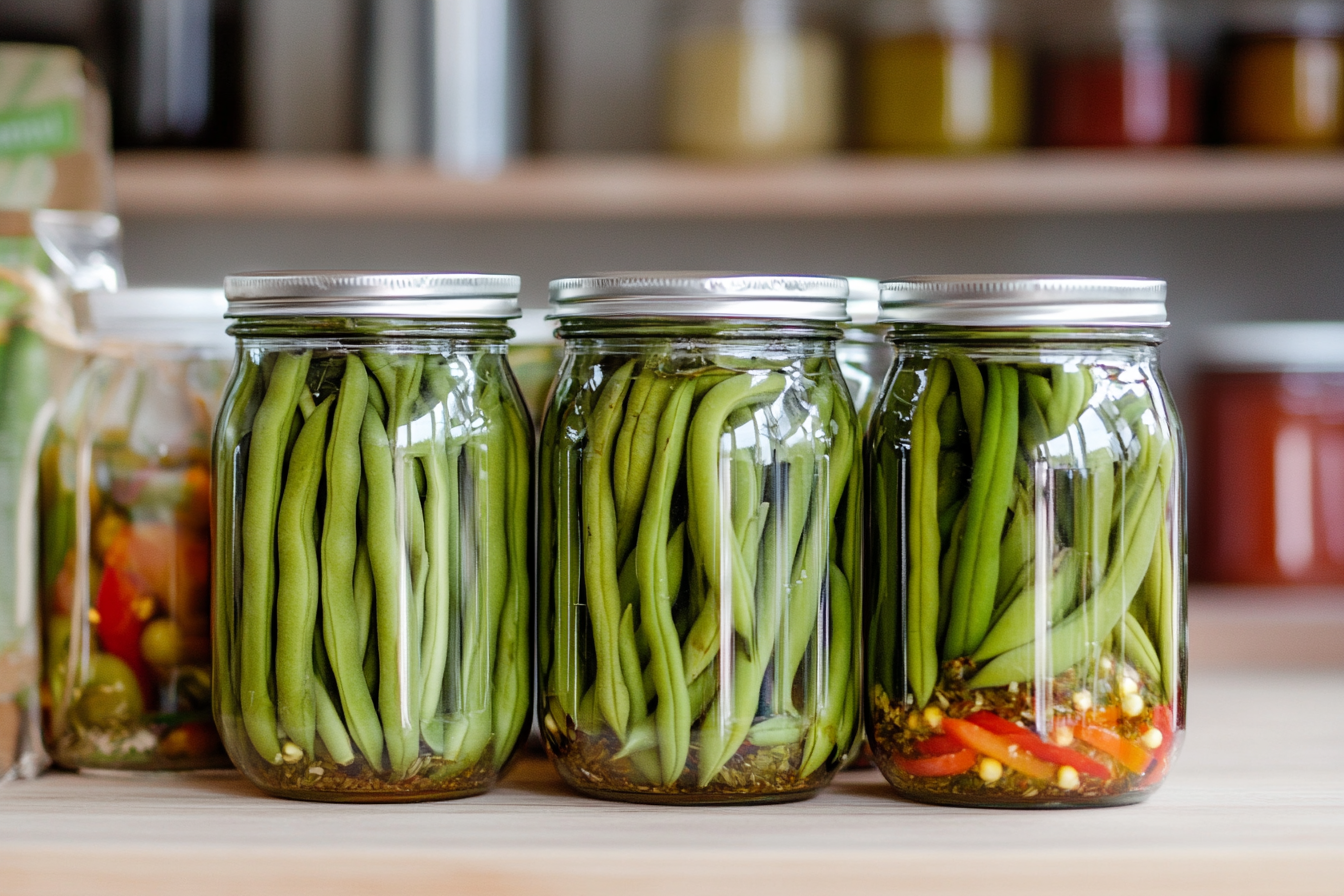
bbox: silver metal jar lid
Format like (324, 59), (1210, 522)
(548, 272), (850, 321)
(878, 275), (1167, 327)
(224, 271), (522, 319)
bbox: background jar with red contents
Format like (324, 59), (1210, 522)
(1036, 0), (1202, 147)
(1192, 323), (1344, 586)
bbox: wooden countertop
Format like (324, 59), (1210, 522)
(2, 668), (1341, 896)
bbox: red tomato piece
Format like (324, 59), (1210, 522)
(95, 566), (155, 705)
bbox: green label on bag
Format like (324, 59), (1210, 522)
(0, 101), (79, 157)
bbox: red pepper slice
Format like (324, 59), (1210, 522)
(964, 711), (1029, 737)
(943, 717), (1058, 781)
(1006, 734), (1113, 780)
(893, 749), (978, 777)
(1076, 725), (1154, 775)
(916, 734), (965, 757)
(964, 711), (1112, 780)
(1143, 704), (1177, 781)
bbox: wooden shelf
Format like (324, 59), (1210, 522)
(113, 150), (1344, 221)
(3, 669), (1341, 896)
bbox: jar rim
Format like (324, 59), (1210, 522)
(223, 271), (522, 319)
(878, 274), (1168, 327)
(548, 271), (850, 322)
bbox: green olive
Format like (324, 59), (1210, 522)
(140, 618), (183, 669)
(75, 654), (144, 728)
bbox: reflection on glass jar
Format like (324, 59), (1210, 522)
(665, 0), (844, 158)
(508, 308), (562, 425)
(866, 276), (1186, 808)
(539, 274), (862, 803)
(1192, 323), (1344, 585)
(41, 289), (232, 770)
(1038, 0), (1200, 147)
(1224, 0), (1344, 146)
(213, 273), (532, 802)
(860, 0), (1027, 152)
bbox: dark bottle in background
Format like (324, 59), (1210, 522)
(107, 0), (243, 148)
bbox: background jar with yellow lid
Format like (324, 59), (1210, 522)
(1221, 0), (1344, 146)
(859, 0), (1028, 152)
(664, 0), (845, 159)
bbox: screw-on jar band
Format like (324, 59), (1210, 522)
(878, 275), (1167, 327)
(548, 272), (850, 322)
(224, 271), (522, 319)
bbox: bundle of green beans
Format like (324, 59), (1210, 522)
(540, 352), (861, 796)
(214, 345), (531, 796)
(869, 352), (1178, 710)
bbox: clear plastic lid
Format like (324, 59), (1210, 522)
(85, 288), (232, 352)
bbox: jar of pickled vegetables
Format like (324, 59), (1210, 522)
(40, 289), (233, 770)
(539, 273), (862, 803)
(1192, 322), (1344, 585)
(665, 0), (844, 158)
(1222, 0), (1344, 146)
(866, 276), (1185, 808)
(214, 272), (533, 802)
(1038, 0), (1200, 147)
(860, 0), (1027, 152)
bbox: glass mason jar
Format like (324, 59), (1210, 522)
(1037, 0), (1201, 147)
(860, 0), (1028, 152)
(214, 272), (533, 802)
(866, 276), (1186, 808)
(508, 308), (563, 425)
(665, 0), (845, 158)
(538, 274), (863, 803)
(838, 278), (896, 425)
(41, 289), (232, 770)
(1221, 0), (1344, 146)
(1192, 322), (1344, 585)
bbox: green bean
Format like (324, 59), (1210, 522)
(240, 350), (311, 764)
(314, 677), (356, 766)
(275, 395), (334, 758)
(907, 360), (951, 706)
(318, 356), (387, 771)
(618, 605), (648, 730)
(950, 353), (984, 456)
(636, 379), (694, 782)
(446, 382), (511, 766)
(582, 361), (636, 735)
(971, 432), (1169, 687)
(491, 400), (532, 768)
(212, 359), (259, 728)
(945, 364), (1019, 660)
(360, 401), (413, 775)
(971, 548), (1084, 661)
(1121, 611), (1161, 681)
(799, 561), (853, 777)
(687, 373), (786, 654)
(614, 367), (673, 565)
(418, 433), (456, 741)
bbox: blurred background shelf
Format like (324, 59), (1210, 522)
(114, 150), (1344, 221)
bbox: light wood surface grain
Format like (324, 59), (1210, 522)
(2, 670), (1341, 896)
(113, 150), (1344, 221)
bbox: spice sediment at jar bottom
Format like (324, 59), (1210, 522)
(866, 276), (1185, 808)
(214, 272), (532, 801)
(539, 274), (862, 803)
